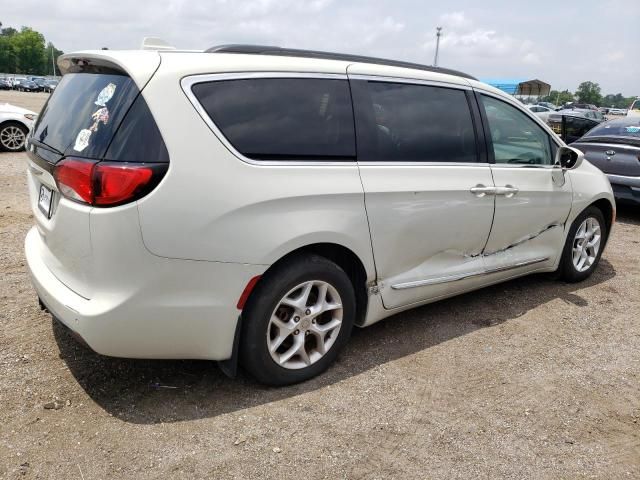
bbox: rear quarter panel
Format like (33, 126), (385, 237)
(135, 53), (376, 280)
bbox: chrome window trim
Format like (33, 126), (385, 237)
(180, 72), (355, 167)
(347, 73), (472, 91)
(391, 256), (550, 290)
(357, 161), (490, 167)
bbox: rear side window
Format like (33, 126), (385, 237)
(191, 78), (356, 161)
(350, 81), (478, 162)
(32, 73), (139, 161)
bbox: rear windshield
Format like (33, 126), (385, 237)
(32, 73), (139, 160)
(584, 121), (640, 138)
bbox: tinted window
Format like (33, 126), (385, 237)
(351, 81), (477, 162)
(192, 78), (355, 160)
(481, 95), (553, 165)
(104, 93), (169, 163)
(32, 73), (139, 161)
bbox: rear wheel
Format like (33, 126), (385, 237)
(240, 254), (356, 386)
(0, 122), (28, 152)
(558, 206), (606, 282)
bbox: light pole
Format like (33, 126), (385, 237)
(51, 45), (56, 77)
(433, 27), (442, 67)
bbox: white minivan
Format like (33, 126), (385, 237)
(25, 45), (615, 385)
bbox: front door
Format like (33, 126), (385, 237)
(349, 74), (496, 309)
(478, 93), (573, 275)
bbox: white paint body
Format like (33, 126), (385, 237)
(25, 49), (614, 359)
(0, 102), (36, 131)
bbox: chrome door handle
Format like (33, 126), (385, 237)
(470, 184), (497, 197)
(495, 185), (519, 197)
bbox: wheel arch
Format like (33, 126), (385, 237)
(589, 197), (615, 248)
(254, 242), (371, 327)
(0, 118), (29, 130)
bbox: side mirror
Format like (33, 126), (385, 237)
(556, 146), (584, 170)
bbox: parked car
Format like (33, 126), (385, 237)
(43, 79), (58, 93)
(548, 110), (603, 143)
(627, 99), (640, 118)
(11, 77), (28, 89)
(0, 78), (11, 90)
(16, 79), (40, 92)
(536, 101), (557, 110)
(31, 77), (47, 92)
(0, 103), (37, 151)
(527, 104), (554, 122)
(25, 45), (615, 385)
(609, 108), (627, 116)
(572, 118), (640, 204)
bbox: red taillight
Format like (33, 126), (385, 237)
(94, 163), (154, 206)
(54, 157), (167, 207)
(54, 158), (96, 204)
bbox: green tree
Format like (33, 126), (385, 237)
(0, 21), (64, 75)
(541, 89), (574, 106)
(602, 93), (636, 109)
(575, 81), (602, 106)
(13, 27), (46, 74)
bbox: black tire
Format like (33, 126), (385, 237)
(240, 254), (356, 386)
(558, 206), (607, 282)
(0, 121), (29, 152)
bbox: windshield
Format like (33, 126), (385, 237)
(584, 121), (640, 138)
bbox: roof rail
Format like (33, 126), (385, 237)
(205, 44), (476, 80)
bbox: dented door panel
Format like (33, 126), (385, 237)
(483, 166), (573, 272)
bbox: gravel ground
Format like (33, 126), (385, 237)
(1, 90), (639, 479)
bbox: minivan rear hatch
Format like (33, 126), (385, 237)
(26, 52), (161, 299)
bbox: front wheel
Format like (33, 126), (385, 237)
(558, 206), (607, 282)
(240, 255), (356, 386)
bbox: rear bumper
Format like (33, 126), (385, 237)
(607, 174), (640, 204)
(25, 226), (265, 360)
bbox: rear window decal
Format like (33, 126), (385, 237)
(90, 107), (110, 131)
(73, 83), (116, 152)
(73, 129), (92, 152)
(95, 83), (116, 106)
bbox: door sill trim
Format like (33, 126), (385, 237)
(390, 256), (549, 290)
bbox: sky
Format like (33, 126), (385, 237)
(1, 0), (638, 96)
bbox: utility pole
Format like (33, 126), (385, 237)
(433, 27), (442, 67)
(51, 45), (56, 77)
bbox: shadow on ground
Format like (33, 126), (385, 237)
(53, 255), (617, 424)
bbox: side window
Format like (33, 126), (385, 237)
(481, 95), (553, 165)
(191, 78), (355, 161)
(351, 81), (478, 162)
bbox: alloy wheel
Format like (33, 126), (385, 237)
(267, 280), (343, 370)
(572, 217), (601, 272)
(0, 125), (26, 151)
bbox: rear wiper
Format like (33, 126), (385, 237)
(27, 138), (63, 156)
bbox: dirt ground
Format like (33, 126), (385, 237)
(1, 90), (639, 479)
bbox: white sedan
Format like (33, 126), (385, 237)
(0, 103), (37, 152)
(527, 104), (554, 122)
